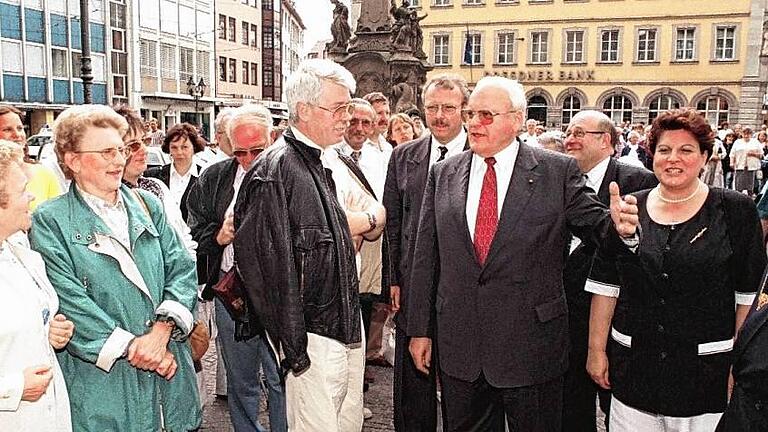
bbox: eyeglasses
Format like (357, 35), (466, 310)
(74, 146), (132, 161)
(564, 129), (607, 139)
(313, 103), (354, 119)
(124, 139), (144, 154)
(349, 118), (373, 127)
(233, 147), (265, 158)
(425, 104), (459, 115)
(461, 109), (516, 126)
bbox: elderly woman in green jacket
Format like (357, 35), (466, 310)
(29, 105), (201, 431)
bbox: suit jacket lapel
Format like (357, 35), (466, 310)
(447, 151), (477, 263)
(483, 141), (541, 269)
(734, 276), (768, 358)
(597, 158), (617, 203)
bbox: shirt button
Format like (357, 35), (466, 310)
(755, 402), (763, 411)
(661, 273), (669, 280)
(660, 351), (668, 360)
(660, 298), (666, 305)
(664, 245), (671, 251)
(670, 225), (676, 231)
(657, 325), (665, 333)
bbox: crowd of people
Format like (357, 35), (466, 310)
(1, 57), (768, 432)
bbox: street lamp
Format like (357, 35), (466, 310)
(186, 76), (207, 125)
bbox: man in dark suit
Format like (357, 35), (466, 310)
(384, 73), (469, 431)
(407, 77), (640, 432)
(561, 110), (658, 432)
(717, 282), (768, 432)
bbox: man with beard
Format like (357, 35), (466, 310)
(364, 92), (394, 154)
(383, 73), (469, 431)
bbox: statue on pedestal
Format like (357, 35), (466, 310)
(329, 0), (352, 53)
(390, 0), (427, 58)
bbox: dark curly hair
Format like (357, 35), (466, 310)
(111, 104), (144, 139)
(647, 108), (714, 158)
(162, 123), (205, 153)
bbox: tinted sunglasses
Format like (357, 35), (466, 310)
(233, 147), (265, 158)
(461, 109), (517, 126)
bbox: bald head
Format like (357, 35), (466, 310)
(564, 110), (616, 173)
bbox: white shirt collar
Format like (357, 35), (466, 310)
(471, 137), (518, 171)
(77, 185), (125, 211)
(585, 157), (611, 193)
(170, 162), (198, 180)
(432, 129), (467, 152)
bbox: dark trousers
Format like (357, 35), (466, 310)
(393, 326), (438, 431)
(562, 310), (611, 432)
(441, 372), (563, 432)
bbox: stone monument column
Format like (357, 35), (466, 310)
(329, 0), (432, 112)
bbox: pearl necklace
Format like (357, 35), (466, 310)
(656, 181), (703, 204)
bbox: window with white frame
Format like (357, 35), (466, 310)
(464, 0), (483, 4)
(714, 25), (736, 60)
(219, 56), (227, 81)
(600, 29), (620, 62)
(160, 0), (176, 34)
(433, 34), (449, 65)
(179, 5), (195, 37)
(530, 31), (548, 64)
(697, 96), (729, 125)
(603, 95), (632, 123)
(25, 44), (45, 76)
(410, 0), (421, 5)
(675, 27), (696, 61)
(218, 14), (227, 39)
(565, 30), (584, 63)
(497, 32), (515, 64)
(197, 51), (210, 80)
(71, 52), (82, 78)
(139, 0), (159, 29)
(197, 11), (211, 41)
(636, 28), (656, 62)
(1, 41), (22, 73)
(648, 94), (681, 121)
(179, 47), (194, 82)
(140, 39), (157, 77)
(561, 95), (581, 125)
(464, 33), (482, 64)
(160, 43), (176, 79)
(434, 0), (451, 5)
(92, 54), (106, 82)
(51, 48), (68, 77)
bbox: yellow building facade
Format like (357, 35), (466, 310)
(417, 0), (768, 128)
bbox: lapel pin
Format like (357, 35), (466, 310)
(528, 179), (534, 184)
(689, 227), (707, 244)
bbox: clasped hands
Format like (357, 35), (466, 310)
(127, 321), (177, 380)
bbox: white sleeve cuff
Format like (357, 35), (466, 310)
(96, 327), (135, 372)
(156, 300), (194, 337)
(0, 372), (24, 411)
(735, 292), (756, 306)
(585, 279), (621, 297)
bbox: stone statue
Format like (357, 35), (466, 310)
(762, 20), (768, 57)
(390, 0), (411, 49)
(409, 10), (428, 59)
(329, 0), (352, 53)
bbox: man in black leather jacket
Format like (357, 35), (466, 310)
(234, 59), (365, 431)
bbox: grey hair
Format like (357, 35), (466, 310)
(422, 73), (470, 106)
(627, 130), (642, 141)
(214, 107), (237, 133)
(350, 97), (375, 118)
(473, 76), (527, 113)
(285, 59), (356, 123)
(227, 103), (274, 145)
(537, 131), (564, 153)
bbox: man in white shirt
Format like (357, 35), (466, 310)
(562, 110), (657, 432)
(336, 99), (389, 200)
(363, 92), (394, 154)
(383, 73), (469, 431)
(407, 77), (640, 431)
(519, 118), (539, 146)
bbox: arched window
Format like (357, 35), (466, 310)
(648, 95), (681, 121)
(696, 96), (729, 125)
(561, 95), (581, 125)
(527, 95), (548, 124)
(603, 95), (632, 123)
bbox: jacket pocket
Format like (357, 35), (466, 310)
(535, 295), (567, 323)
(294, 227), (336, 308)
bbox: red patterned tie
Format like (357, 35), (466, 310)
(474, 157), (498, 265)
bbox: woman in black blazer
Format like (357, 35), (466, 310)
(145, 122), (205, 221)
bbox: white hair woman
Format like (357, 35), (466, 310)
(0, 140), (74, 432)
(28, 105), (201, 431)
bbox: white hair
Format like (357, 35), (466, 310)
(227, 103), (274, 145)
(214, 107), (237, 133)
(627, 130), (642, 140)
(285, 59), (356, 122)
(473, 76), (527, 113)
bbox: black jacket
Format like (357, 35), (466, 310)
(145, 163), (203, 221)
(717, 277), (768, 431)
(233, 128), (361, 373)
(186, 157), (239, 296)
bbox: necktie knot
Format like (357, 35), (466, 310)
(485, 157), (496, 168)
(351, 150), (361, 164)
(437, 145), (448, 162)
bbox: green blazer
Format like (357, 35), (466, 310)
(30, 184), (201, 432)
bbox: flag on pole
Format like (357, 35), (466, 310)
(463, 33), (473, 65)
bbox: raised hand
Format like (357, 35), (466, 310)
(608, 181), (639, 238)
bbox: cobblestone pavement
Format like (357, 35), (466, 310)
(199, 343), (396, 431)
(199, 343), (606, 432)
